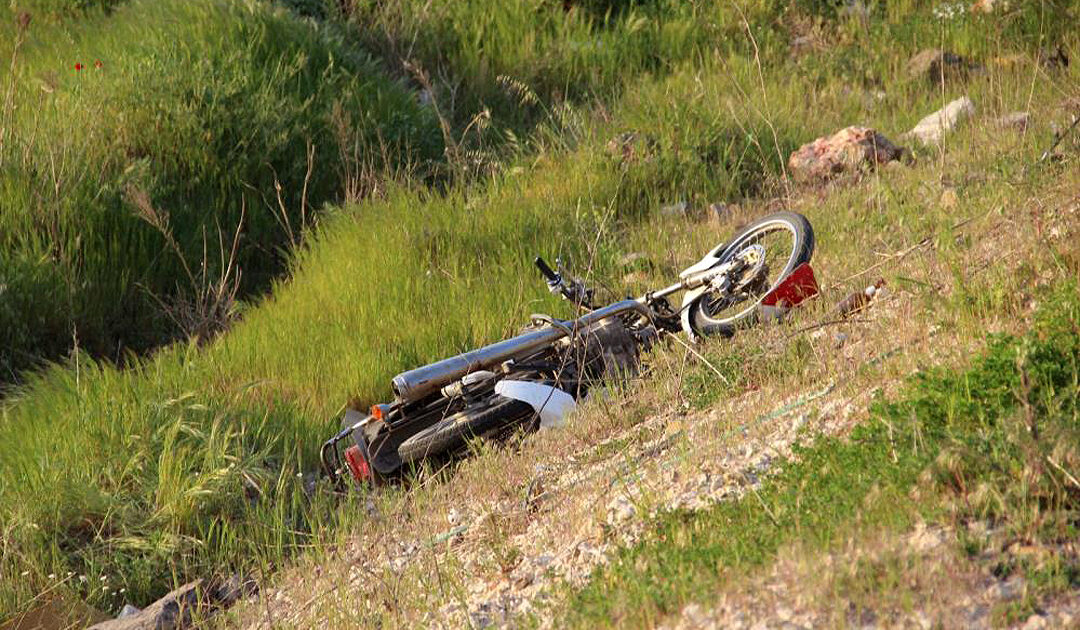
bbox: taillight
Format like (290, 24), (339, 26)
(343, 445), (372, 483)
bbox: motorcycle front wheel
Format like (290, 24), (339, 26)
(687, 211), (814, 338)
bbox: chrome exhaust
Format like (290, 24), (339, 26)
(391, 300), (652, 403)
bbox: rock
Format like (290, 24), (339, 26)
(790, 35), (818, 57)
(903, 97), (975, 145)
(787, 127), (906, 181)
(987, 577), (1025, 601)
(1041, 44), (1069, 70)
(996, 111), (1030, 131)
(1022, 614), (1048, 630)
(661, 201), (689, 217)
(89, 581), (202, 630)
(906, 49), (978, 85)
(606, 496), (636, 524)
(618, 252), (650, 268)
(970, 0), (1002, 13)
(605, 131), (656, 164)
(117, 605), (141, 618)
(705, 202), (732, 226)
(89, 577), (256, 630)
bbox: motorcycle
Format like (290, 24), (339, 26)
(321, 211), (819, 486)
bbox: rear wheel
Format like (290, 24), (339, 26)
(688, 211), (814, 338)
(397, 396), (535, 464)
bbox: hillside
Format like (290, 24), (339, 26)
(1, 0), (1079, 628)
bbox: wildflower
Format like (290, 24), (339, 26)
(47, 574), (56, 580)
(94, 60), (103, 69)
(75, 63), (84, 71)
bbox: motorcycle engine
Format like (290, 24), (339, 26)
(579, 317), (643, 381)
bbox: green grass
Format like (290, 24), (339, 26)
(0, 0), (442, 380)
(563, 285), (1080, 627)
(0, 0), (1078, 624)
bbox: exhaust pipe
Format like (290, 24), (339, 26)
(391, 300), (652, 403)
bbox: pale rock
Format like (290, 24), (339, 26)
(904, 97), (975, 145)
(996, 111), (1030, 131)
(988, 577), (1025, 601)
(971, 0), (1005, 13)
(1022, 614), (1048, 630)
(706, 202), (732, 226)
(607, 494), (636, 524)
(89, 577), (254, 630)
(661, 201), (689, 217)
(906, 49), (978, 85)
(788, 127), (906, 181)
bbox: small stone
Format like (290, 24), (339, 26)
(1022, 614), (1048, 630)
(607, 496), (635, 523)
(988, 577), (1025, 601)
(904, 97), (975, 145)
(661, 201), (689, 217)
(706, 202), (731, 225)
(996, 111), (1030, 131)
(971, 0), (1002, 13)
(117, 605), (140, 619)
(906, 49), (979, 86)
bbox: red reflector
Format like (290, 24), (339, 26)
(762, 263), (819, 308)
(343, 445), (372, 483)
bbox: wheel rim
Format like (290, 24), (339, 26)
(694, 219), (800, 327)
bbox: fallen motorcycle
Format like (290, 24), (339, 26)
(321, 211), (819, 486)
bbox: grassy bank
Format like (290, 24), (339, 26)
(0, 0), (442, 380)
(565, 284), (1080, 627)
(0, 0), (1078, 625)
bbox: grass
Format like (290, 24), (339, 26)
(563, 284), (1080, 627)
(0, 0), (442, 380)
(0, 0), (1079, 626)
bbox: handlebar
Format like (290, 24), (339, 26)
(534, 256), (560, 283)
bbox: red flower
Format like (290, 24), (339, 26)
(75, 62), (83, 71)
(94, 60), (102, 69)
